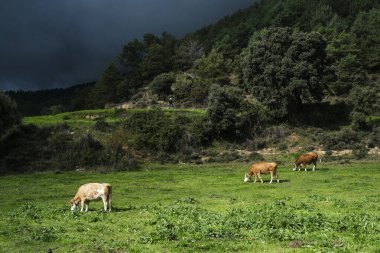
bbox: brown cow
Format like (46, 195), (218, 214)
(244, 162), (279, 184)
(293, 152), (319, 172)
(70, 183), (112, 212)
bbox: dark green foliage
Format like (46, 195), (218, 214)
(175, 40), (205, 70)
(93, 118), (111, 132)
(0, 124), (139, 173)
(294, 102), (352, 127)
(351, 7), (380, 71)
(350, 111), (367, 130)
(241, 27), (334, 120)
(148, 72), (176, 100)
(6, 82), (94, 116)
(0, 124), (50, 172)
(0, 92), (20, 137)
(207, 85), (243, 138)
(194, 49), (232, 86)
(350, 85), (378, 115)
(124, 109), (209, 154)
(40, 104), (66, 115)
(90, 63), (123, 108)
(317, 128), (361, 150)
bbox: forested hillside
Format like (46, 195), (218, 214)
(2, 0), (380, 172)
(8, 0), (380, 117)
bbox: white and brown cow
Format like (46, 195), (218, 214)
(244, 162), (279, 184)
(293, 152), (319, 172)
(70, 183), (112, 212)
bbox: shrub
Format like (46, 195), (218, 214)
(124, 109), (209, 154)
(318, 128), (361, 150)
(93, 118), (111, 132)
(0, 92), (20, 137)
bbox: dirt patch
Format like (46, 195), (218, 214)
(332, 149), (352, 156)
(257, 148), (280, 155)
(288, 240), (303, 248)
(368, 147), (380, 155)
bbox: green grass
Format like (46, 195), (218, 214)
(22, 108), (207, 127)
(0, 162), (379, 252)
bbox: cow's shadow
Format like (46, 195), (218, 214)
(247, 179), (290, 184)
(111, 206), (136, 212)
(291, 167), (329, 172)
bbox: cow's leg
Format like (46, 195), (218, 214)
(101, 196), (108, 211)
(303, 164), (307, 172)
(253, 175), (257, 183)
(269, 172), (273, 184)
(80, 199), (85, 212)
(85, 201), (89, 212)
(108, 195), (112, 212)
(312, 162), (316, 171)
(258, 173), (263, 183)
(298, 165), (301, 172)
(275, 173), (280, 183)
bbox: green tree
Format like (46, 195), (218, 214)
(0, 93), (20, 137)
(149, 72), (176, 100)
(140, 32), (177, 82)
(207, 84), (243, 138)
(91, 63), (123, 107)
(175, 40), (205, 70)
(350, 85), (378, 115)
(241, 27), (334, 120)
(351, 7), (380, 71)
(194, 49), (231, 86)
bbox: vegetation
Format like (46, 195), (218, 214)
(0, 162), (379, 252)
(1, 2), (379, 251)
(0, 92), (20, 137)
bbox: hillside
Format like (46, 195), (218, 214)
(1, 0), (380, 173)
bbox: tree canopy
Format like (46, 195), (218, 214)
(241, 27), (334, 120)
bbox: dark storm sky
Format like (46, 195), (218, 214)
(0, 0), (255, 91)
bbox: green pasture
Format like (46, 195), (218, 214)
(22, 108), (206, 127)
(0, 162), (379, 252)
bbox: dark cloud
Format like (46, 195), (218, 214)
(0, 0), (254, 91)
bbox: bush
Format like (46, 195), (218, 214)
(93, 118), (111, 132)
(124, 109), (209, 154)
(318, 128), (361, 150)
(0, 92), (20, 137)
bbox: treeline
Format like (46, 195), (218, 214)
(8, 0), (379, 121)
(6, 82), (95, 116)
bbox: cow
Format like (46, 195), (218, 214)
(293, 152), (319, 172)
(70, 183), (112, 212)
(244, 162), (279, 184)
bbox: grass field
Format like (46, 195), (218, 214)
(22, 108), (206, 128)
(0, 162), (379, 253)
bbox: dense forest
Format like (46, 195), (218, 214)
(1, 0), (380, 172)
(7, 0), (380, 118)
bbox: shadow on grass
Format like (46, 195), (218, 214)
(291, 168), (329, 172)
(246, 179), (290, 184)
(111, 206), (137, 212)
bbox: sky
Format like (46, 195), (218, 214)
(0, 0), (255, 91)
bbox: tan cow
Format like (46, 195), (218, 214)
(293, 152), (319, 172)
(244, 162), (279, 184)
(70, 183), (112, 212)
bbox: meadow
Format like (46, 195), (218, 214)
(0, 162), (379, 253)
(22, 108), (207, 128)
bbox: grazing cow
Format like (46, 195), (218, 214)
(293, 152), (319, 171)
(70, 183), (112, 212)
(244, 162), (279, 184)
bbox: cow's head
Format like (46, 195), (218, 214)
(70, 199), (79, 211)
(292, 163), (297, 171)
(244, 173), (251, 183)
